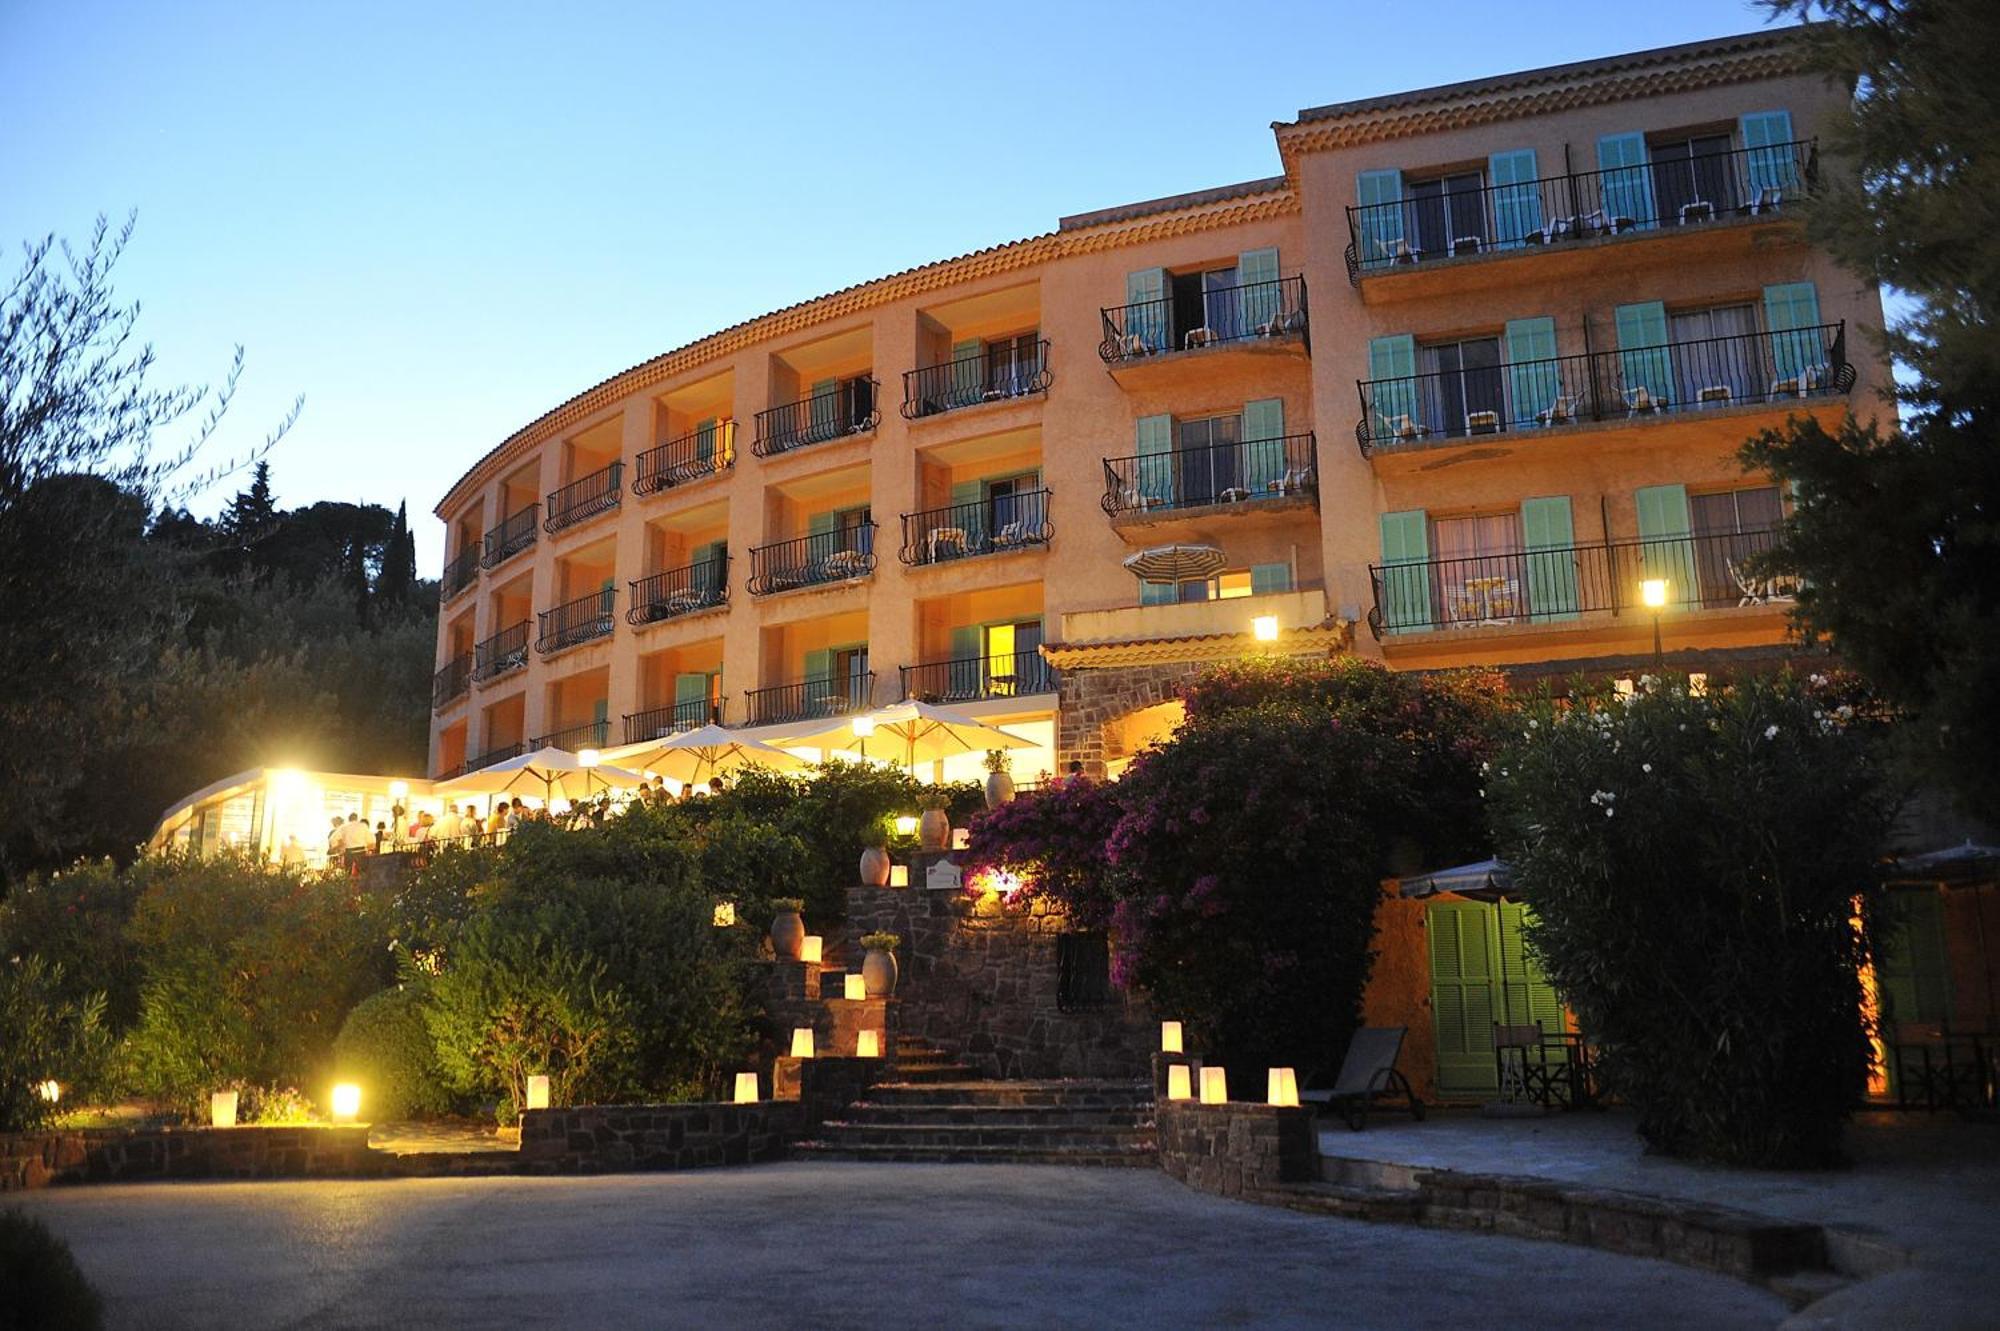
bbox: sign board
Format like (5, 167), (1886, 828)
(924, 858), (964, 893)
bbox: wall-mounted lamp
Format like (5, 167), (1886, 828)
(1252, 615), (1279, 642)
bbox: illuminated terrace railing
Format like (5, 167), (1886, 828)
(472, 620), (530, 683)
(530, 719), (610, 753)
(747, 525), (878, 595)
(627, 554), (728, 626)
(622, 697), (725, 744)
(431, 653), (472, 711)
(900, 651), (1055, 704)
(743, 673), (876, 728)
(752, 379), (880, 457)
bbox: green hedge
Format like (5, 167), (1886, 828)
(333, 986), (453, 1121)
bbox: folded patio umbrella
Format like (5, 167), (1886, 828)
(1121, 543), (1227, 583)
(771, 699), (1036, 772)
(1396, 858), (1516, 901)
(608, 724), (808, 787)
(438, 746), (642, 805)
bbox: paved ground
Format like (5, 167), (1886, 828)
(1319, 1108), (2000, 1328)
(366, 1120), (514, 1155)
(15, 1163), (1787, 1330)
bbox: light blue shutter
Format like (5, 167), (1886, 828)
(692, 539), (725, 595)
(591, 696), (609, 745)
(1368, 335), (1420, 440)
(1355, 169), (1405, 269)
(949, 624), (982, 697)
(1237, 247), (1280, 330)
(1739, 110), (1797, 199)
(1763, 282), (1824, 384)
(1596, 133), (1654, 230)
(1379, 510), (1432, 632)
(1615, 302), (1672, 408)
(950, 477), (984, 546)
(598, 575), (616, 616)
(1504, 317), (1560, 428)
(1250, 563), (1292, 595)
(803, 647), (833, 710)
(1126, 268), (1166, 351)
(1520, 496), (1579, 622)
(1242, 398), (1286, 493)
(694, 416), (717, 462)
(807, 377), (838, 441)
(1135, 414), (1174, 506)
(1488, 150), (1541, 249)
(1635, 483), (1696, 609)
(674, 671), (708, 727)
(949, 337), (983, 407)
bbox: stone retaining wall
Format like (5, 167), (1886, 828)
(0, 1125), (375, 1192)
(516, 1102), (802, 1174)
(1155, 1100), (1316, 1198)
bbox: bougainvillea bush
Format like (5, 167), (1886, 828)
(963, 775), (1125, 924)
(1486, 673), (1890, 1167)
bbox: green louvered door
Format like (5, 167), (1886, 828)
(1495, 903), (1566, 1035)
(1356, 169), (1405, 268)
(692, 539), (725, 597)
(1504, 316), (1559, 428)
(1126, 267), (1166, 351)
(802, 647), (832, 714)
(1379, 509), (1432, 632)
(1615, 302), (1673, 409)
(950, 477), (984, 550)
(1135, 414), (1173, 507)
(808, 378), (838, 442)
(1368, 335), (1419, 441)
(1877, 889), (1952, 1036)
(1489, 149), (1541, 248)
(1596, 132), (1654, 229)
(1520, 496), (1579, 621)
(948, 337), (983, 409)
(1238, 246), (1280, 330)
(693, 416), (717, 466)
(1739, 110), (1797, 200)
(1243, 397), (1285, 494)
(948, 624), (981, 700)
(674, 671), (709, 729)
(1763, 282), (1824, 385)
(1635, 483), (1697, 610)
(1429, 902), (1500, 1096)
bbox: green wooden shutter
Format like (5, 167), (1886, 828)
(803, 647), (833, 709)
(1635, 483), (1696, 608)
(1877, 890), (1951, 1034)
(1496, 902), (1567, 1036)
(692, 539), (725, 594)
(1237, 246), (1280, 329)
(1368, 335), (1420, 441)
(948, 624), (982, 698)
(1250, 563), (1292, 595)
(1355, 169), (1405, 269)
(1763, 282), (1824, 383)
(1596, 132), (1655, 229)
(1739, 110), (1797, 198)
(674, 671), (708, 705)
(808, 377), (838, 440)
(1489, 149), (1541, 249)
(598, 575), (616, 615)
(947, 477), (984, 547)
(1504, 317), (1560, 428)
(1520, 496), (1579, 622)
(1125, 268), (1166, 350)
(694, 416), (717, 461)
(1135, 414), (1174, 506)
(949, 337), (983, 406)
(1379, 509), (1432, 632)
(1428, 901), (1500, 1096)
(1242, 398), (1286, 492)
(1614, 301), (1672, 407)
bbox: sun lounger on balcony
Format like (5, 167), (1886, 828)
(1377, 237), (1417, 265)
(1383, 414), (1422, 442)
(991, 522), (1026, 548)
(1268, 467), (1312, 497)
(1746, 185), (1785, 216)
(1304, 1026), (1425, 1131)
(1184, 327), (1219, 350)
(1465, 410), (1501, 435)
(1624, 386), (1666, 416)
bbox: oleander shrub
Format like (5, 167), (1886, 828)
(333, 986), (453, 1121)
(0, 1209), (103, 1331)
(0, 956), (112, 1132)
(1486, 673), (1891, 1167)
(0, 858), (145, 1034)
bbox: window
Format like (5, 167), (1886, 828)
(1140, 564), (1291, 605)
(1171, 265), (1240, 343)
(984, 473), (1041, 536)
(1430, 512), (1525, 627)
(1056, 932), (1112, 1012)
(1668, 304), (1759, 405)
(1408, 170), (1487, 258)
(1177, 413), (1243, 503)
(1690, 485), (1783, 605)
(984, 333), (1041, 397)
(983, 620), (1045, 695)
(834, 504), (873, 554)
(1420, 337), (1504, 437)
(1651, 132), (1737, 221)
(831, 645), (869, 702)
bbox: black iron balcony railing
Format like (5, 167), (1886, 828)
(747, 525), (879, 595)
(752, 379), (880, 457)
(433, 758), (472, 782)
(440, 548), (480, 601)
(544, 461), (623, 534)
(462, 739), (526, 773)
(627, 554), (728, 626)
(900, 650), (1056, 705)
(743, 672), (876, 728)
(1099, 275), (1308, 363)
(1101, 433), (1318, 516)
(1355, 323), (1853, 454)
(472, 620), (531, 683)
(1368, 527), (1789, 638)
(899, 490), (1053, 566)
(531, 719), (610, 753)
(535, 588), (617, 657)
(481, 504), (539, 569)
(623, 697), (726, 744)
(902, 341), (1052, 419)
(432, 653), (472, 711)
(633, 421), (735, 495)
(1345, 139), (1819, 283)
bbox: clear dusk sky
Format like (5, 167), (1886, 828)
(2, 0), (1792, 570)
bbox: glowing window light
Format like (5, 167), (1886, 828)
(1166, 1065), (1192, 1101)
(525, 1075), (550, 1110)
(733, 1072), (760, 1104)
(1199, 1066), (1228, 1105)
(1267, 1067), (1300, 1108)
(330, 1082), (362, 1121)
(790, 1028), (816, 1059)
(856, 1030), (882, 1058)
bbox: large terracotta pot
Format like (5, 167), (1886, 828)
(770, 910), (805, 961)
(918, 808), (950, 852)
(859, 845), (891, 887)
(862, 946), (899, 997)
(983, 771), (1016, 810)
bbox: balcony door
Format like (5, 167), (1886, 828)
(985, 333), (1041, 397)
(1421, 338), (1505, 438)
(1177, 414), (1242, 505)
(1430, 511), (1525, 627)
(1669, 303), (1759, 407)
(1690, 485), (1783, 606)
(1651, 132), (1737, 222)
(1408, 170), (1487, 259)
(985, 473), (1040, 538)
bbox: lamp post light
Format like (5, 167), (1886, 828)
(852, 714), (875, 762)
(1640, 578), (1669, 671)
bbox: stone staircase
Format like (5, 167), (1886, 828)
(796, 1039), (1157, 1165)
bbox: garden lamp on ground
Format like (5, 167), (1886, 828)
(1641, 578), (1669, 670)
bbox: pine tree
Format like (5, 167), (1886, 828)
(377, 500), (416, 605)
(223, 460), (277, 545)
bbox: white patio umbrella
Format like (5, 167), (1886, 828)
(1122, 543), (1227, 583)
(773, 700), (1036, 772)
(611, 724), (809, 787)
(439, 746), (642, 805)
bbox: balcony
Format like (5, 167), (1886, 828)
(752, 380), (879, 458)
(899, 490), (1052, 567)
(534, 589), (616, 657)
(1345, 139), (1817, 287)
(1050, 588), (1336, 667)
(901, 341), (1051, 420)
(531, 719), (610, 752)
(743, 673), (875, 728)
(460, 740), (525, 774)
(747, 526), (878, 595)
(633, 422), (735, 496)
(623, 697), (726, 745)
(440, 548), (480, 602)
(544, 462), (623, 535)
(1098, 276), (1308, 368)
(431, 653), (472, 712)
(626, 553), (728, 626)
(481, 505), (539, 570)
(1368, 528), (1789, 639)
(472, 621), (530, 684)
(900, 650), (1055, 705)
(1102, 435), (1317, 524)
(1355, 324), (1853, 456)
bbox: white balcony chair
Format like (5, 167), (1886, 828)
(1465, 410), (1502, 435)
(1697, 384), (1734, 407)
(1537, 394), (1581, 426)
(1377, 237), (1417, 265)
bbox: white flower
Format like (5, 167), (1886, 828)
(1605, 808), (1615, 818)
(1641, 763), (1652, 773)
(1810, 673), (1828, 687)
(1764, 724), (1780, 740)
(1589, 789), (1617, 806)
(1528, 719), (1539, 729)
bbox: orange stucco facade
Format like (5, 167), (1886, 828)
(428, 28), (1886, 788)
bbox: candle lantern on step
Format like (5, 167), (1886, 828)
(1166, 1066), (1192, 1101)
(800, 935), (823, 965)
(790, 1028), (816, 1059)
(1199, 1066), (1228, 1105)
(856, 1030), (882, 1058)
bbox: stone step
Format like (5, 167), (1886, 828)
(864, 1080), (1153, 1108)
(886, 1063), (984, 1084)
(792, 1140), (1157, 1167)
(815, 1122), (1156, 1151)
(843, 1103), (1155, 1128)
(1246, 1182), (1425, 1224)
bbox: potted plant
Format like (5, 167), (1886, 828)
(769, 898), (806, 961)
(982, 749), (1016, 809)
(917, 789), (950, 852)
(860, 932), (901, 997)
(859, 843), (891, 886)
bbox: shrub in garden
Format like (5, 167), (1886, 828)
(387, 841), (500, 964)
(333, 986), (454, 1121)
(1486, 674), (1890, 1167)
(0, 957), (112, 1132)
(0, 857), (145, 1033)
(0, 1209), (103, 1331)
(964, 776), (1125, 924)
